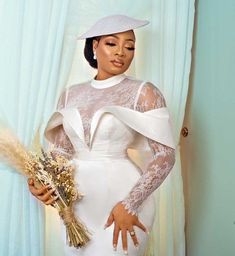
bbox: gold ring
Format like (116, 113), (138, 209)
(130, 231), (135, 236)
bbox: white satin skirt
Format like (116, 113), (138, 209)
(62, 155), (156, 256)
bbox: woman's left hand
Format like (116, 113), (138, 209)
(104, 202), (147, 254)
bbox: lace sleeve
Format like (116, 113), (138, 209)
(122, 82), (175, 215)
(49, 89), (75, 159)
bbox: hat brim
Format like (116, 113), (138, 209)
(77, 15), (149, 40)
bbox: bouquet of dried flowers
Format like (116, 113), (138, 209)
(0, 126), (90, 248)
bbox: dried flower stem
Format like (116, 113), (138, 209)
(0, 127), (90, 248)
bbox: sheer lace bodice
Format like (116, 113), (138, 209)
(51, 74), (175, 215)
(57, 74), (142, 148)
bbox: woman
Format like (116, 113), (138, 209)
(28, 15), (175, 256)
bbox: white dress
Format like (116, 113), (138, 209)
(45, 74), (175, 256)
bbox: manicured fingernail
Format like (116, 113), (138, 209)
(135, 244), (139, 250)
(124, 250), (128, 255)
(104, 224), (108, 229)
(113, 244), (117, 251)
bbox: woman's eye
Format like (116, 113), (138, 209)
(106, 42), (116, 46)
(126, 47), (135, 51)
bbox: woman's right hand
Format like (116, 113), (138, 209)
(27, 178), (58, 206)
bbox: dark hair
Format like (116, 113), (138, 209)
(84, 37), (100, 69)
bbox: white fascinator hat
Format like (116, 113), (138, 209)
(77, 14), (149, 39)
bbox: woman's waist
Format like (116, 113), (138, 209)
(74, 149), (128, 161)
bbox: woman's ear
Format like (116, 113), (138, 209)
(93, 40), (98, 52)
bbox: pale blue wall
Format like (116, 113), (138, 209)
(182, 0), (235, 255)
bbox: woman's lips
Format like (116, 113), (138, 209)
(111, 60), (124, 68)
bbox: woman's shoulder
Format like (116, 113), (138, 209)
(125, 76), (161, 91)
(125, 76), (162, 97)
(136, 82), (166, 111)
(56, 80), (92, 109)
(124, 75), (145, 86)
(66, 80), (92, 92)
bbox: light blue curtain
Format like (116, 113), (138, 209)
(0, 1), (71, 255)
(143, 1), (195, 255)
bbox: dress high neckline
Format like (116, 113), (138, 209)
(91, 74), (126, 89)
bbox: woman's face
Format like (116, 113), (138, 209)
(93, 30), (135, 80)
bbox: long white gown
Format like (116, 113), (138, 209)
(45, 74), (175, 256)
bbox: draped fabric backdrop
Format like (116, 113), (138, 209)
(0, 1), (73, 255)
(0, 0), (195, 255)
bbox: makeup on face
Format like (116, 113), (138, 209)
(93, 30), (136, 80)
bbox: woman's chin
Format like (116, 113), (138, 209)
(110, 67), (128, 76)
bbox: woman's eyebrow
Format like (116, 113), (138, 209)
(105, 34), (135, 42)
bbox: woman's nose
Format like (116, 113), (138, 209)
(116, 46), (125, 57)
